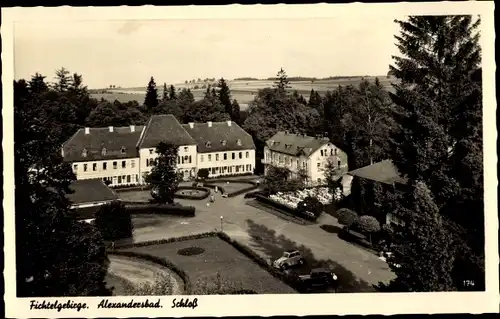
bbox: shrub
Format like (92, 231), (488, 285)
(354, 215), (381, 244)
(119, 273), (175, 296)
(297, 196), (324, 218)
(337, 208), (359, 228)
(125, 203), (195, 217)
(197, 168), (210, 180)
(114, 231), (218, 250)
(95, 201), (133, 241)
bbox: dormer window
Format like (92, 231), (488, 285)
(101, 148), (107, 156)
(206, 141), (212, 148)
(221, 140), (227, 146)
(237, 139), (242, 146)
(285, 144), (292, 149)
(82, 148), (88, 157)
(121, 147), (126, 154)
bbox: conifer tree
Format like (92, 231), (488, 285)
(386, 15), (483, 291)
(231, 99), (241, 124)
(144, 76), (159, 110)
(168, 85), (177, 100)
(162, 83), (168, 101)
(217, 78), (232, 115)
(274, 67), (291, 95)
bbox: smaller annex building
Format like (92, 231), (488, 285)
(67, 179), (120, 221)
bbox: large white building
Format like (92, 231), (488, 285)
(262, 131), (348, 186)
(61, 114), (256, 186)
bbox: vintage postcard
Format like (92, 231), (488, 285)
(2, 2), (498, 317)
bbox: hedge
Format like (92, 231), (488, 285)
(108, 250), (192, 295)
(254, 195), (320, 222)
(174, 186), (211, 200)
(124, 203), (196, 217)
(112, 231), (219, 250)
(216, 232), (301, 292)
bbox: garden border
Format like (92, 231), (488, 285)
(122, 202), (196, 217)
(254, 195), (319, 224)
(108, 250), (192, 295)
(175, 186), (211, 200)
(202, 179), (259, 197)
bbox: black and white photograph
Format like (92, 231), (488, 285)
(3, 2), (497, 317)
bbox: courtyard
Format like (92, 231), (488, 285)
(116, 184), (395, 293)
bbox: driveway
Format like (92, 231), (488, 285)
(120, 190), (395, 291)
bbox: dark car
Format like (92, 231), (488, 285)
(297, 268), (338, 291)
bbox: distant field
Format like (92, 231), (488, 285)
(91, 76), (396, 107)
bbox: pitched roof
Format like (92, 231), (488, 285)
(347, 159), (408, 185)
(62, 125), (144, 162)
(67, 179), (119, 205)
(265, 131), (330, 157)
(137, 114), (196, 149)
(182, 121), (255, 153)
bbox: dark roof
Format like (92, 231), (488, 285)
(67, 179), (119, 205)
(265, 131), (330, 157)
(138, 114), (196, 149)
(347, 159), (408, 185)
(182, 121), (255, 153)
(62, 125), (144, 162)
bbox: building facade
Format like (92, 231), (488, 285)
(262, 131), (348, 185)
(62, 114), (256, 186)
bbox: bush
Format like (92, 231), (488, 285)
(197, 168), (210, 180)
(297, 196), (324, 219)
(244, 191), (266, 199)
(114, 231), (218, 250)
(125, 203), (195, 217)
(95, 201), (133, 241)
(118, 273), (175, 296)
(354, 215), (381, 244)
(337, 208), (359, 228)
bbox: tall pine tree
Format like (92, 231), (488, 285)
(144, 76), (159, 110)
(168, 85), (177, 100)
(162, 83), (168, 101)
(217, 78), (232, 116)
(386, 15), (483, 291)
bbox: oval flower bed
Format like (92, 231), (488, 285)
(174, 186), (211, 200)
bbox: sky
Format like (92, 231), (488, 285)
(14, 17), (401, 89)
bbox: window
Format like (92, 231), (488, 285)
(228, 166), (232, 173)
(206, 141), (212, 148)
(131, 160), (135, 168)
(223, 153), (227, 160)
(122, 161), (126, 168)
(246, 151), (249, 158)
(127, 175), (131, 183)
(200, 155), (204, 162)
(237, 139), (242, 146)
(184, 147), (188, 152)
(113, 161), (117, 169)
(317, 163), (321, 168)
(296, 160), (299, 167)
(188, 156), (192, 164)
(338, 160), (341, 167)
(118, 176), (122, 184)
(334, 148), (338, 155)
(331, 149), (333, 155)
(103, 162), (107, 170)
(73, 164), (78, 171)
(208, 154), (212, 161)
(102, 148), (107, 156)
(83, 164), (88, 172)
(236, 166), (240, 173)
(216, 154), (219, 161)
(93, 163), (97, 171)
(181, 157), (184, 164)
(149, 149), (154, 155)
(211, 167), (216, 175)
(221, 140), (227, 146)
(320, 150), (323, 156)
(121, 147), (126, 154)
(231, 152), (235, 160)
(82, 148), (87, 158)
(239, 152), (242, 159)
(177, 156), (180, 164)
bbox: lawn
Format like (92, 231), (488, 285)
(121, 236), (296, 294)
(118, 190), (152, 202)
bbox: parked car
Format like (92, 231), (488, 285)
(273, 250), (305, 270)
(221, 193), (228, 198)
(297, 268), (338, 291)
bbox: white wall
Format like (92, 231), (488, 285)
(197, 149), (255, 177)
(71, 157), (141, 186)
(139, 145), (198, 183)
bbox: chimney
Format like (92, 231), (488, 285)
(109, 126), (114, 132)
(84, 127), (90, 135)
(227, 120), (232, 127)
(189, 122), (194, 129)
(208, 121), (212, 128)
(130, 125), (135, 132)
